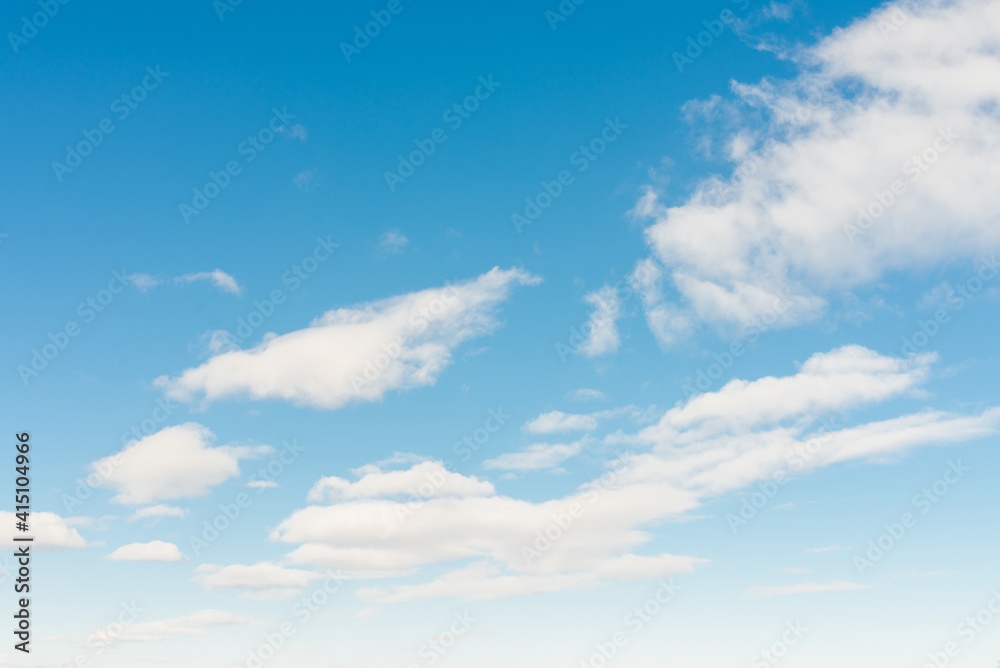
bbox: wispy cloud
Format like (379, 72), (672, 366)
(745, 580), (873, 598)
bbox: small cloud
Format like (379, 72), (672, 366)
(107, 540), (187, 562)
(378, 230), (409, 255)
(129, 273), (161, 292)
(805, 545), (846, 553)
(918, 282), (955, 310)
(483, 438), (586, 471)
(568, 387), (605, 402)
(128, 505), (189, 523)
(278, 124), (308, 141)
(891, 568), (956, 579)
(293, 169), (316, 191)
(524, 410), (598, 434)
(745, 580), (872, 598)
(578, 285), (623, 358)
(175, 270), (241, 296)
(247, 480), (278, 490)
(763, 1), (797, 21)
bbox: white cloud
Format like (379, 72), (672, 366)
(174, 269), (241, 296)
(378, 230), (409, 254)
(745, 580), (873, 598)
(156, 267), (540, 409)
(91, 423), (272, 505)
(577, 285), (623, 357)
(128, 270), (242, 296)
(307, 460), (494, 502)
(247, 479), (278, 490)
(107, 540), (186, 562)
(523, 410), (598, 434)
(127, 505), (189, 522)
(91, 610), (252, 643)
(194, 562), (318, 599)
(128, 272), (161, 292)
(918, 281), (955, 310)
(568, 387), (605, 402)
(632, 0), (1000, 336)
(270, 345), (999, 602)
(483, 440), (585, 471)
(293, 168), (316, 190)
(278, 123), (308, 141)
(629, 258), (692, 347)
(0, 512), (86, 549)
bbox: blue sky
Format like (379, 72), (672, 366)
(2, 0), (1000, 666)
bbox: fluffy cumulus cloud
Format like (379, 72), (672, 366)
(107, 540), (186, 562)
(523, 410), (598, 434)
(270, 345), (999, 603)
(156, 267), (539, 409)
(307, 460), (495, 502)
(194, 562), (318, 599)
(91, 423), (272, 505)
(632, 0), (1000, 337)
(0, 512), (86, 549)
(89, 610), (252, 643)
(577, 285), (623, 357)
(483, 439), (586, 471)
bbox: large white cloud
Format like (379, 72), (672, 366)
(156, 267), (539, 409)
(633, 0), (1000, 336)
(0, 511), (86, 549)
(90, 610), (252, 643)
(92, 423), (272, 505)
(107, 540), (186, 562)
(194, 562), (319, 599)
(270, 345), (999, 603)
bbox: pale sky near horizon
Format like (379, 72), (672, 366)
(2, 0), (1000, 666)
